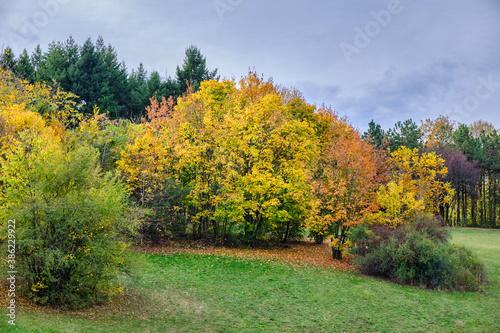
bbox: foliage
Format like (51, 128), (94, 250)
(385, 119), (422, 152)
(307, 113), (383, 258)
(353, 215), (487, 291)
(176, 45), (219, 93)
(362, 119), (387, 150)
(4, 38), (215, 120)
(420, 114), (456, 150)
(0, 126), (135, 307)
(119, 72), (319, 244)
(0, 69), (137, 308)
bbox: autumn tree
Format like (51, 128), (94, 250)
(0, 69), (136, 307)
(436, 146), (480, 226)
(307, 111), (383, 259)
(119, 72), (319, 244)
(367, 147), (453, 227)
(420, 115), (456, 150)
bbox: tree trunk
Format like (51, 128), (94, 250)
(332, 248), (342, 260)
(493, 177), (497, 226)
(462, 190), (467, 227)
(283, 221), (291, 243)
(471, 194), (477, 226)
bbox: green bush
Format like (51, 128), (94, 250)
(353, 215), (487, 291)
(1, 133), (137, 308)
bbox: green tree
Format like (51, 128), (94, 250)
(386, 119), (422, 151)
(13, 49), (35, 82)
(0, 47), (16, 71)
(363, 119), (386, 149)
(176, 45), (219, 93)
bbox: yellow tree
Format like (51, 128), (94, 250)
(368, 146), (453, 227)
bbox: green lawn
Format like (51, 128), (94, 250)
(1, 228), (499, 332)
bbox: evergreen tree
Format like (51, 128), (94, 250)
(30, 44), (43, 72)
(175, 45), (219, 93)
(0, 47), (16, 71)
(14, 49), (35, 82)
(128, 63), (151, 119)
(363, 120), (386, 149)
(386, 119), (422, 151)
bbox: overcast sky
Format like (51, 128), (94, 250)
(1, 0), (499, 131)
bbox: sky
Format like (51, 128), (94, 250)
(1, 0), (500, 132)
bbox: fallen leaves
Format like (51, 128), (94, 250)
(135, 240), (355, 271)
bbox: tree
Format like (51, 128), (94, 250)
(13, 49), (35, 82)
(386, 119), (422, 151)
(0, 69), (136, 307)
(127, 63), (151, 119)
(307, 111), (382, 259)
(363, 119), (386, 150)
(478, 131), (500, 227)
(35, 40), (72, 89)
(119, 72), (318, 244)
(437, 146), (480, 226)
(470, 120), (495, 138)
(1, 132), (133, 307)
(420, 115), (456, 150)
(0, 47), (16, 71)
(176, 45), (219, 93)
(367, 147), (453, 227)
(453, 124), (481, 161)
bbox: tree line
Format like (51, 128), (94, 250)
(363, 117), (500, 228)
(0, 36), (218, 119)
(0, 37), (494, 306)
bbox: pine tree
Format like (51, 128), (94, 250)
(175, 45), (219, 93)
(14, 49), (35, 82)
(0, 47), (16, 71)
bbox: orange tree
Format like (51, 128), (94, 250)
(306, 109), (384, 259)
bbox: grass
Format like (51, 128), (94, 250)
(1, 228), (499, 332)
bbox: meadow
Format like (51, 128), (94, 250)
(1, 228), (498, 332)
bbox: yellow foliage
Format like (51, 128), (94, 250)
(369, 146), (454, 226)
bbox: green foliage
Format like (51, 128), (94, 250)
(176, 45), (219, 93)
(353, 215), (487, 291)
(0, 130), (136, 308)
(385, 119), (422, 152)
(363, 119), (386, 149)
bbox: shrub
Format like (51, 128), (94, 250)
(353, 215), (487, 291)
(1, 132), (137, 308)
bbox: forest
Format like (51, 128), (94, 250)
(0, 36), (497, 309)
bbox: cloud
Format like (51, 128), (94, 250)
(1, 0), (499, 131)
